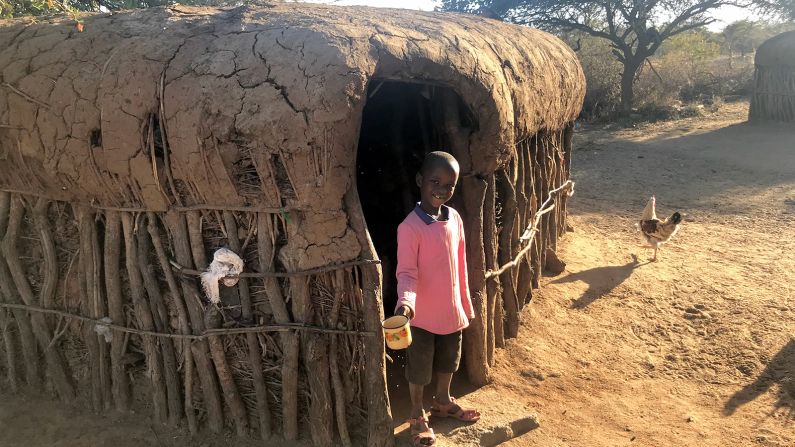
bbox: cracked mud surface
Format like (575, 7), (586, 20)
(0, 3), (583, 269)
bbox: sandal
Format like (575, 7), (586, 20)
(409, 415), (436, 446)
(430, 397), (481, 422)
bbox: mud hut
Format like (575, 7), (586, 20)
(749, 30), (795, 123)
(0, 4), (584, 445)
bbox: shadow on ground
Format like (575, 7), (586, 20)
(570, 120), (795, 219)
(550, 255), (646, 308)
(724, 338), (795, 419)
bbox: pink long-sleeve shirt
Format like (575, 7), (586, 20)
(395, 204), (474, 335)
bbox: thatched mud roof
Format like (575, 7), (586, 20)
(0, 3), (584, 269)
(755, 30), (795, 67)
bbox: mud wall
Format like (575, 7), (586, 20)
(0, 4), (584, 445)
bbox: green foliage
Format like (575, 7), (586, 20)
(561, 33), (623, 119)
(0, 0), (226, 18)
(757, 0), (795, 20)
(659, 30), (721, 60)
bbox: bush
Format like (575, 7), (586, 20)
(568, 28), (758, 122)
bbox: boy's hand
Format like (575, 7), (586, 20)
(396, 305), (413, 319)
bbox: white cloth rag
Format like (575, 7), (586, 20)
(201, 248), (245, 304)
(94, 317), (113, 343)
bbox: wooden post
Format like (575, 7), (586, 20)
(224, 211), (272, 439)
(343, 188), (394, 447)
(483, 174), (498, 366)
(91, 211), (112, 409)
(122, 213), (168, 423)
(257, 213), (300, 441)
(136, 219), (182, 425)
(496, 169), (520, 339)
(330, 270), (352, 446)
(147, 212), (197, 433)
(164, 211), (225, 433)
(0, 192), (20, 391)
(441, 88), (490, 386)
(77, 205), (102, 410)
(293, 273), (333, 447)
(186, 212), (249, 437)
(5, 197), (74, 400)
(0, 193), (39, 389)
(103, 211), (130, 411)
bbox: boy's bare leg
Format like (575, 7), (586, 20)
(409, 382), (426, 419)
(434, 372), (454, 404)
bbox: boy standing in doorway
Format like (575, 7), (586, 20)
(395, 151), (481, 446)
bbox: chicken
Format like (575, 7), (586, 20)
(636, 196), (682, 261)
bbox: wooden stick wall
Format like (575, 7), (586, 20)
(0, 191), (383, 445)
(451, 125), (574, 386)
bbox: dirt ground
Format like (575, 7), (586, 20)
(2, 100), (793, 446)
(490, 100), (795, 447)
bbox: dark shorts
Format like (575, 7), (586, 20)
(405, 327), (463, 386)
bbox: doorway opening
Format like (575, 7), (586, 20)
(355, 79), (477, 422)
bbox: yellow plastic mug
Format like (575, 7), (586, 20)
(382, 315), (412, 350)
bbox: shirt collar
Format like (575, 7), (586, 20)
(413, 202), (449, 225)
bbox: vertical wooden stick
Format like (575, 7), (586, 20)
(91, 212), (113, 409)
(188, 214), (249, 438)
(257, 213), (299, 440)
(0, 194), (19, 391)
(122, 213), (168, 423)
(0, 194), (38, 389)
(103, 210), (130, 411)
(0, 193), (20, 390)
(483, 174), (497, 366)
(343, 189), (395, 447)
(291, 274), (333, 446)
(224, 211), (271, 439)
(164, 211), (224, 433)
(0, 309), (18, 391)
(5, 197), (74, 399)
(137, 218), (182, 425)
(330, 270), (352, 446)
(147, 212), (197, 433)
(442, 88), (490, 386)
(496, 169), (519, 339)
(77, 205), (102, 410)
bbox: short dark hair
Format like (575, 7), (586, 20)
(420, 151), (460, 176)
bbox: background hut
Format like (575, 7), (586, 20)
(0, 4), (584, 445)
(749, 30), (795, 123)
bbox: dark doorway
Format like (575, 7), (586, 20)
(357, 80), (439, 315)
(355, 79), (477, 425)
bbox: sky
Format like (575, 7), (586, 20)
(318, 0), (760, 32)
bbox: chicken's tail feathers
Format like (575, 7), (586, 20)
(641, 196), (657, 221)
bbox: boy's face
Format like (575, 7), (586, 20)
(416, 164), (459, 209)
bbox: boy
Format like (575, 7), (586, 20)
(395, 151), (481, 447)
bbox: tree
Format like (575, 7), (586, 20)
(441, 0), (748, 114)
(755, 0), (795, 20)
